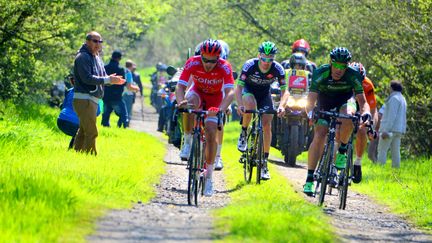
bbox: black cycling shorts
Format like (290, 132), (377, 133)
(242, 86), (273, 110)
(316, 93), (357, 126)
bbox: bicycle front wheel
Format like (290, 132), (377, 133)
(256, 131), (264, 184)
(187, 134), (200, 206)
(317, 141), (334, 206)
(339, 144), (353, 210)
(244, 131), (256, 183)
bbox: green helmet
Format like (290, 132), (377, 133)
(258, 41), (278, 55)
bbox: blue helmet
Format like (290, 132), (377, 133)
(218, 40), (230, 60)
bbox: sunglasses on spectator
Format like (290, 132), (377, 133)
(332, 61), (348, 70)
(91, 39), (103, 44)
(201, 56), (218, 64)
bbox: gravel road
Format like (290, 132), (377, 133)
(88, 97), (230, 242)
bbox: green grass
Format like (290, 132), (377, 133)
(269, 130), (432, 232)
(270, 147), (308, 164)
(214, 122), (335, 243)
(352, 157), (432, 232)
(0, 101), (165, 242)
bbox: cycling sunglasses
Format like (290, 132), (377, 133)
(260, 56), (274, 63)
(91, 39), (103, 44)
(332, 61), (348, 70)
(201, 56), (218, 64)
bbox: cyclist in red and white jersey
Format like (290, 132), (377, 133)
(193, 40), (232, 171)
(176, 39), (235, 196)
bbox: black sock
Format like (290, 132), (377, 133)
(264, 152), (269, 159)
(306, 170), (314, 182)
(338, 143), (347, 154)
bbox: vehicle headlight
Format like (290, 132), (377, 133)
(287, 96), (296, 107)
(297, 98), (308, 108)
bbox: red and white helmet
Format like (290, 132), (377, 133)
(349, 62), (367, 79)
(200, 39), (222, 56)
(292, 39), (311, 57)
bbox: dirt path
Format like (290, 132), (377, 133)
(269, 156), (431, 242)
(88, 97), (230, 242)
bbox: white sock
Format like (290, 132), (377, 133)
(355, 156), (362, 166)
(184, 133), (192, 146)
(216, 144), (222, 158)
(206, 163), (214, 180)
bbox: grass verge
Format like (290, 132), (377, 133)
(214, 122), (335, 242)
(0, 101), (165, 242)
(269, 130), (431, 232)
(353, 157), (432, 232)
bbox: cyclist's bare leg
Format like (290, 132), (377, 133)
(336, 106), (354, 146)
(205, 120), (218, 177)
(355, 127), (367, 163)
(241, 94), (257, 128)
(216, 124), (224, 157)
(307, 125), (328, 170)
(182, 93), (200, 134)
(262, 114), (273, 154)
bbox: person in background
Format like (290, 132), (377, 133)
(131, 62), (143, 97)
(377, 80), (407, 168)
(102, 50), (129, 128)
(73, 31), (124, 155)
(349, 62), (378, 183)
(281, 39), (317, 74)
(123, 60), (140, 122)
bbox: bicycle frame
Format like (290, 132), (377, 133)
(314, 110), (362, 206)
(241, 109), (277, 184)
(178, 108), (221, 205)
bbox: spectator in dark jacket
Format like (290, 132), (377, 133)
(131, 63), (143, 97)
(73, 31), (124, 155)
(102, 50), (130, 128)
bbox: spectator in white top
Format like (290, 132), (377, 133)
(377, 80), (407, 168)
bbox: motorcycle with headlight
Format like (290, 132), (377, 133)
(277, 72), (312, 166)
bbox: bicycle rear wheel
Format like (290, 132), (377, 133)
(256, 132), (264, 184)
(339, 144), (353, 210)
(244, 131), (257, 183)
(317, 141), (334, 206)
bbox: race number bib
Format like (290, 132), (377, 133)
(288, 75), (307, 90)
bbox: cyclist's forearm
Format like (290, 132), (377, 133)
(306, 92), (318, 113)
(279, 89), (289, 108)
(220, 88), (234, 111)
(235, 85), (244, 107)
(356, 93), (370, 114)
(175, 85), (186, 103)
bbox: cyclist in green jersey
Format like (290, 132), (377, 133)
(303, 47), (372, 196)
